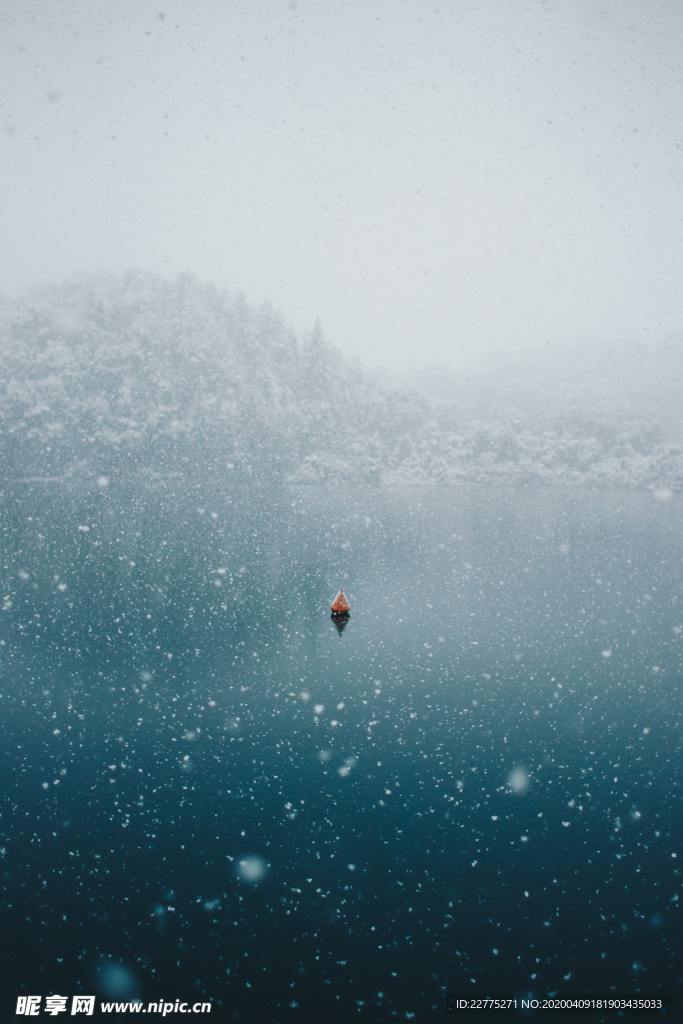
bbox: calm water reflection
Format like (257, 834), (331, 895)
(1, 483), (680, 1020)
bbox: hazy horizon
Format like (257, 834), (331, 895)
(2, 0), (683, 370)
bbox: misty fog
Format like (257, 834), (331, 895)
(3, 0), (683, 372)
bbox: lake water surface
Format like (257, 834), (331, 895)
(1, 483), (680, 1020)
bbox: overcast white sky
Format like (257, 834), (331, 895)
(1, 0), (682, 368)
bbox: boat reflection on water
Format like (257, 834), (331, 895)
(331, 613), (350, 636)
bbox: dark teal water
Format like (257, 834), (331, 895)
(1, 483), (680, 1021)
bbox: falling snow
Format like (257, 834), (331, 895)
(0, 462), (680, 1019)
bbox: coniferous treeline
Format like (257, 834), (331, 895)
(0, 273), (680, 490)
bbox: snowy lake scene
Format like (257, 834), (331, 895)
(2, 1), (682, 1021)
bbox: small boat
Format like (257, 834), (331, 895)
(330, 589), (351, 616)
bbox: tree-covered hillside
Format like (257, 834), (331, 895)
(1, 273), (681, 491)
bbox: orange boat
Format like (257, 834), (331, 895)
(330, 589), (351, 616)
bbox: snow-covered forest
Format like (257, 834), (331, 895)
(1, 272), (681, 491)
